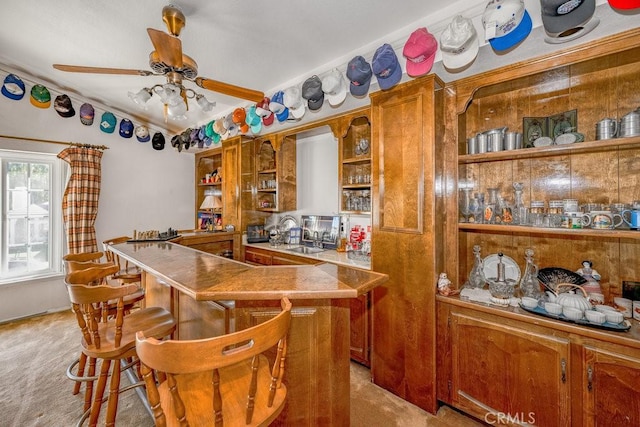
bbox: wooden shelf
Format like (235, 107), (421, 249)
(459, 222), (640, 239)
(342, 156), (371, 164)
(459, 135), (640, 164)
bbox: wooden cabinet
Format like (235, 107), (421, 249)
(339, 115), (371, 214)
(255, 134), (296, 213)
(443, 28), (640, 299)
(580, 341), (640, 426)
(437, 297), (640, 427)
(243, 246), (321, 266)
(370, 75), (445, 413)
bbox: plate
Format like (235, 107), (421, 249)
(533, 136), (553, 147)
(482, 253), (521, 284)
(555, 133), (577, 145)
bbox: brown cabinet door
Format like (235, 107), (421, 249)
(582, 344), (640, 427)
(349, 292), (371, 367)
(450, 312), (571, 426)
(221, 138), (241, 229)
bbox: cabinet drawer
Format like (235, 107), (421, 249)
(244, 250), (272, 265)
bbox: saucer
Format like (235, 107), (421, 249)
(555, 133), (576, 145)
(533, 136), (553, 147)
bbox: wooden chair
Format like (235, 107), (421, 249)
(65, 265), (176, 427)
(102, 236), (142, 285)
(63, 252), (145, 400)
(136, 297), (292, 427)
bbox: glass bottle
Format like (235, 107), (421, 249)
(512, 182), (527, 226)
(485, 188), (500, 224)
(468, 245), (485, 288)
(499, 196), (513, 224)
(519, 248), (542, 298)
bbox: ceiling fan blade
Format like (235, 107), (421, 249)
(195, 77), (264, 102)
(53, 64), (154, 76)
(147, 28), (183, 68)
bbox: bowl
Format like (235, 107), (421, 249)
(605, 311), (624, 324)
(563, 306), (584, 321)
(521, 297), (539, 309)
(595, 304), (617, 313)
(544, 302), (563, 315)
(585, 310), (606, 324)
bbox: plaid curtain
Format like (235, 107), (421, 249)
(57, 147), (103, 254)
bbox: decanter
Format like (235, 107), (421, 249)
(468, 245), (485, 288)
(512, 182), (527, 226)
(519, 248), (542, 298)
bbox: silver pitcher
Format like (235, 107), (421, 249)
(595, 118), (617, 140)
(619, 108), (640, 138)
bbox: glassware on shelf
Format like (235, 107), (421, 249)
(485, 188), (500, 224)
(512, 182), (527, 225)
(529, 200), (546, 227)
(487, 252), (516, 305)
(468, 245), (486, 288)
(459, 188), (473, 223)
(468, 196), (481, 223)
(499, 196), (513, 224)
(519, 248), (542, 299)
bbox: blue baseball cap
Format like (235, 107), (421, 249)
(119, 118), (134, 138)
(372, 43), (402, 90)
(135, 125), (150, 142)
(483, 0), (532, 52)
(346, 56), (373, 97)
(270, 91), (289, 122)
(2, 74), (25, 100)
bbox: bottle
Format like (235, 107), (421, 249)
(499, 196), (513, 224)
(512, 182), (527, 226)
(519, 248), (542, 298)
(485, 188), (500, 224)
(468, 245), (485, 288)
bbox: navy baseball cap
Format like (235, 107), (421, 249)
(119, 119), (134, 138)
(346, 56), (373, 97)
(2, 74), (25, 100)
(372, 43), (402, 90)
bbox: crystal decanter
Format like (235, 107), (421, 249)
(519, 248), (542, 298)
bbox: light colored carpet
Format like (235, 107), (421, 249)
(0, 310), (482, 426)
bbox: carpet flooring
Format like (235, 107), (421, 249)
(0, 310), (483, 426)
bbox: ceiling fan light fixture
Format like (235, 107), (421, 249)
(128, 88), (153, 108)
(196, 94), (216, 112)
(167, 99), (187, 120)
(154, 83), (182, 106)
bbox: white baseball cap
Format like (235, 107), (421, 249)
(440, 15), (479, 70)
(283, 85), (306, 119)
(482, 0), (532, 51)
(321, 68), (347, 107)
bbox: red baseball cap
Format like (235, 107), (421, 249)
(608, 0), (640, 8)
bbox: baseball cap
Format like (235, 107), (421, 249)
(79, 103), (94, 125)
(346, 56), (373, 97)
(270, 91), (289, 122)
(283, 85), (306, 119)
(54, 94), (75, 118)
(152, 132), (165, 150)
(440, 15), (480, 70)
(135, 125), (150, 142)
(372, 43), (402, 90)
(482, 0), (532, 52)
(119, 118), (134, 138)
(403, 28), (438, 77)
(100, 112), (117, 133)
(232, 107), (249, 133)
(321, 68), (347, 107)
(302, 75), (324, 111)
(541, 0), (599, 44)
(2, 74), (25, 100)
(245, 105), (263, 134)
(30, 84), (51, 108)
(608, 0), (640, 8)
(255, 97), (275, 126)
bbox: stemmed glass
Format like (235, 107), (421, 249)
(459, 188), (473, 223)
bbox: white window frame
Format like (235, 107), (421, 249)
(0, 149), (65, 284)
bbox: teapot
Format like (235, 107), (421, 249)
(619, 108), (640, 138)
(553, 284), (592, 312)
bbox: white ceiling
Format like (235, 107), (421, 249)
(0, 1), (634, 137)
(0, 0), (487, 134)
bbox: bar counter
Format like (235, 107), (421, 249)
(108, 241), (388, 426)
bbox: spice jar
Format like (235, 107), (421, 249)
(548, 200), (564, 228)
(529, 201), (546, 227)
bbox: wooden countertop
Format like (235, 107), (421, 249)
(244, 241), (371, 270)
(109, 241), (388, 301)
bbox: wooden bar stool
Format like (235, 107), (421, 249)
(63, 252), (145, 402)
(102, 237), (142, 285)
(65, 265), (176, 427)
(135, 297), (292, 427)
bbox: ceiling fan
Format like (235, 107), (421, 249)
(53, 5), (264, 103)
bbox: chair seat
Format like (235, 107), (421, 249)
(157, 355), (287, 427)
(81, 306), (175, 360)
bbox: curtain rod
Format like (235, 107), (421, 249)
(0, 134), (109, 150)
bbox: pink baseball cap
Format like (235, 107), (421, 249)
(402, 27), (438, 77)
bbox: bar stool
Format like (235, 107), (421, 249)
(102, 237), (142, 285)
(65, 265), (176, 427)
(135, 297), (292, 426)
(63, 252), (145, 402)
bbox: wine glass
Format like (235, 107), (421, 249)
(459, 188), (473, 223)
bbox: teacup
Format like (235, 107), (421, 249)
(621, 209), (640, 230)
(581, 210), (623, 229)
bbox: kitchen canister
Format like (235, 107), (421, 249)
(476, 133), (488, 154)
(467, 136), (478, 154)
(504, 132), (522, 150)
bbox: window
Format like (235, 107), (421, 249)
(1, 149), (64, 283)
